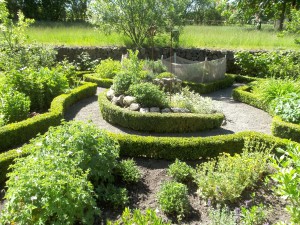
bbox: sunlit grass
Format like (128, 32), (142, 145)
(26, 22), (300, 50)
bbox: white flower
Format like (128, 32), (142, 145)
(16, 148), (22, 154)
(31, 196), (37, 201)
(155, 208), (160, 213)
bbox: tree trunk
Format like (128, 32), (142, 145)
(278, 1), (287, 31)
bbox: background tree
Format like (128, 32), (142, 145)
(87, 0), (191, 47)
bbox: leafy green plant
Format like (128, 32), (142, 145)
(75, 51), (99, 71)
(95, 58), (122, 79)
(96, 184), (129, 208)
(208, 205), (237, 225)
(194, 138), (271, 203)
(169, 87), (217, 114)
(115, 159), (142, 183)
(128, 82), (168, 108)
(271, 93), (300, 124)
(144, 60), (168, 75)
(240, 203), (268, 225)
(167, 159), (194, 183)
(252, 78), (300, 106)
(107, 207), (171, 225)
(113, 72), (139, 95)
(156, 72), (176, 79)
(270, 144), (300, 224)
(0, 88), (30, 126)
(157, 181), (189, 220)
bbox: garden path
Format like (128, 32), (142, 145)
(65, 84), (272, 137)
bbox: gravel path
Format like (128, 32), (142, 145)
(65, 84), (272, 137)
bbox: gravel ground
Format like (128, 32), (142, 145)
(65, 84), (272, 137)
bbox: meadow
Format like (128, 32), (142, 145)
(26, 22), (300, 50)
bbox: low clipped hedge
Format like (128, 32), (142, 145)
(84, 73), (113, 88)
(84, 73), (234, 94)
(99, 91), (224, 133)
(233, 84), (300, 142)
(182, 74), (235, 94)
(0, 82), (97, 152)
(1, 130), (298, 185)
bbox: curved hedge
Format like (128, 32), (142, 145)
(84, 73), (235, 94)
(1, 130), (298, 185)
(99, 91), (224, 133)
(233, 84), (300, 142)
(0, 82), (97, 152)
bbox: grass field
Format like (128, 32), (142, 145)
(26, 22), (300, 50)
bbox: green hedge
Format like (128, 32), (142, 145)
(84, 73), (113, 88)
(99, 91), (224, 133)
(272, 116), (300, 143)
(1, 130), (298, 185)
(84, 73), (234, 94)
(0, 82), (97, 152)
(232, 74), (262, 83)
(182, 74), (235, 94)
(233, 84), (300, 142)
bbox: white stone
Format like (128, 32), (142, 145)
(123, 96), (136, 107)
(150, 107), (160, 113)
(106, 89), (115, 100)
(129, 103), (141, 111)
(171, 107), (190, 113)
(161, 108), (172, 113)
(140, 108), (149, 113)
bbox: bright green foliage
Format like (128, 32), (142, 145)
(252, 78), (300, 106)
(167, 159), (194, 183)
(88, 0), (189, 47)
(113, 72), (139, 95)
(156, 72), (176, 79)
(285, 9), (300, 44)
(107, 207), (171, 225)
(158, 181), (189, 220)
(270, 144), (300, 224)
(235, 51), (300, 79)
(0, 88), (30, 126)
(128, 83), (168, 108)
(170, 87), (217, 114)
(6, 67), (69, 111)
(115, 159), (142, 183)
(208, 205), (236, 225)
(194, 138), (271, 203)
(240, 203), (268, 225)
(271, 93), (300, 124)
(96, 184), (129, 208)
(95, 58), (122, 79)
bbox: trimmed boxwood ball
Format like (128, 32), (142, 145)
(128, 82), (168, 108)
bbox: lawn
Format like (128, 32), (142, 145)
(26, 22), (300, 50)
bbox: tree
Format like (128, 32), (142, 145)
(87, 0), (191, 47)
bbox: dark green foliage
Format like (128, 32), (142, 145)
(84, 73), (113, 88)
(113, 72), (140, 95)
(128, 82), (168, 107)
(167, 159), (194, 183)
(0, 88), (30, 126)
(115, 159), (142, 183)
(99, 90), (224, 133)
(96, 184), (129, 208)
(75, 51), (99, 71)
(0, 82), (97, 152)
(158, 181), (190, 219)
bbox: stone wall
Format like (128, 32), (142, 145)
(55, 46), (240, 73)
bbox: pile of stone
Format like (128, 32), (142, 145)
(106, 88), (190, 113)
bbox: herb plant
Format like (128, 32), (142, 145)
(115, 159), (142, 183)
(95, 58), (122, 79)
(167, 159), (194, 183)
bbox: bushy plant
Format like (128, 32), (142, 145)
(143, 60), (168, 75)
(252, 78), (300, 106)
(96, 184), (129, 208)
(271, 93), (300, 124)
(240, 203), (268, 225)
(95, 58), (122, 79)
(107, 207), (171, 225)
(194, 138), (271, 203)
(270, 144), (300, 224)
(156, 72), (176, 79)
(167, 159), (194, 183)
(115, 159), (142, 183)
(0, 88), (30, 126)
(208, 205), (237, 225)
(113, 72), (139, 95)
(158, 181), (189, 220)
(6, 67), (69, 111)
(235, 51), (300, 79)
(129, 82), (168, 108)
(75, 51), (99, 71)
(56, 59), (78, 87)
(170, 87), (217, 114)
(122, 50), (147, 78)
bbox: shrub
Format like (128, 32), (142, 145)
(6, 67), (69, 111)
(271, 93), (300, 124)
(240, 203), (268, 225)
(270, 144), (300, 224)
(194, 138), (272, 203)
(167, 159), (194, 183)
(252, 78), (300, 106)
(143, 59), (168, 75)
(115, 159), (142, 183)
(170, 87), (217, 114)
(107, 207), (171, 225)
(156, 72), (176, 79)
(208, 205), (236, 225)
(95, 58), (122, 79)
(121, 50), (147, 79)
(0, 88), (30, 126)
(157, 181), (189, 220)
(75, 51), (99, 71)
(113, 72), (139, 95)
(96, 184), (129, 208)
(128, 82), (168, 108)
